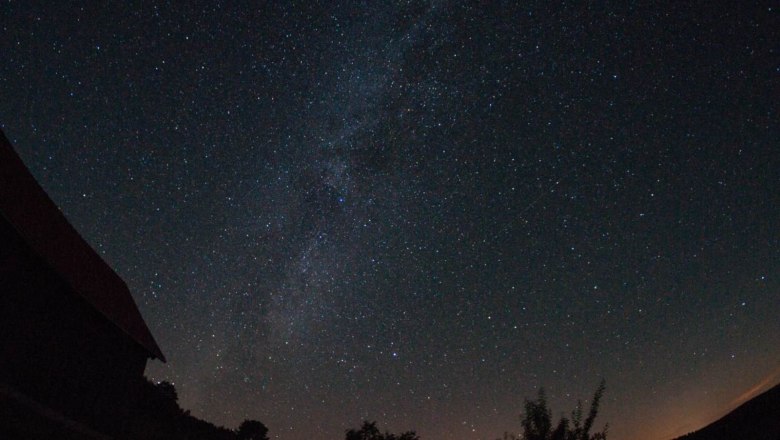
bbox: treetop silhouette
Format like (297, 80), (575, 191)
(346, 420), (420, 440)
(520, 380), (607, 440)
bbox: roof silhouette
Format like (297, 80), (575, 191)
(0, 129), (165, 362)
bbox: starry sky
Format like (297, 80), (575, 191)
(1, 2), (778, 440)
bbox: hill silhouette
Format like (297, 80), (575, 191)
(673, 382), (780, 440)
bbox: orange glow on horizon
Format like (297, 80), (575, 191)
(729, 366), (780, 407)
(644, 367), (780, 440)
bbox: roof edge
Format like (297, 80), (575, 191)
(0, 129), (166, 362)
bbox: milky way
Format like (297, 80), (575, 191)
(1, 2), (778, 439)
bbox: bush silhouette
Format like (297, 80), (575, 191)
(236, 419), (269, 440)
(346, 420), (420, 440)
(520, 380), (607, 440)
(125, 378), (269, 440)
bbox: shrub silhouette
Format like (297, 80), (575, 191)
(520, 380), (607, 440)
(346, 420), (420, 440)
(125, 378), (269, 440)
(236, 419), (270, 440)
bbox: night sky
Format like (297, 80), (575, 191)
(1, 2), (778, 440)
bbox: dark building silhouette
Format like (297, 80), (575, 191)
(0, 129), (165, 439)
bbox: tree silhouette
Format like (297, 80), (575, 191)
(128, 378), (240, 440)
(346, 421), (420, 440)
(154, 380), (178, 403)
(520, 380), (607, 440)
(236, 419), (269, 440)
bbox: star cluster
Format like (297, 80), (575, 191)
(1, 2), (778, 439)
